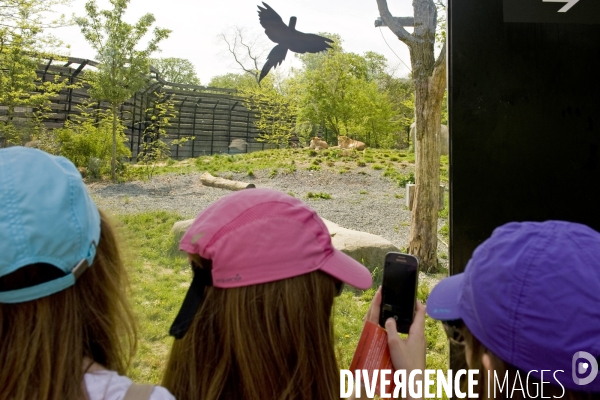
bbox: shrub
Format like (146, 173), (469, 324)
(54, 119), (131, 178)
(283, 162), (296, 174)
(306, 192), (332, 200)
(439, 223), (449, 242)
(397, 171), (415, 187)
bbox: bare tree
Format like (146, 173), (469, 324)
(376, 0), (446, 271)
(218, 26), (268, 85)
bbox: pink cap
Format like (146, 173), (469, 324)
(180, 188), (372, 290)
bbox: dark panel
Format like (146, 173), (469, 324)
(504, 0), (600, 24)
(449, 0), (600, 274)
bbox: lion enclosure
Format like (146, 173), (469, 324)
(0, 56), (290, 157)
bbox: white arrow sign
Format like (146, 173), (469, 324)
(543, 0), (580, 12)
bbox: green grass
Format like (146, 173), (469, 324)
(114, 211), (190, 383)
(439, 223), (449, 243)
(384, 168), (416, 188)
(117, 148), (422, 182)
(306, 191), (332, 200)
(440, 155), (449, 184)
(438, 190), (449, 218)
(112, 211), (449, 398)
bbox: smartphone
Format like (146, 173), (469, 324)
(379, 252), (419, 334)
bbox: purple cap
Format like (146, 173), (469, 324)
(427, 221), (600, 392)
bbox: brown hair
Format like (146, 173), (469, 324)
(162, 255), (339, 400)
(0, 210), (137, 400)
(461, 326), (599, 400)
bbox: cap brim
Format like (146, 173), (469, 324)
(426, 273), (465, 321)
(320, 249), (373, 290)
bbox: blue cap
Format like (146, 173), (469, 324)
(0, 147), (101, 303)
(427, 221), (600, 391)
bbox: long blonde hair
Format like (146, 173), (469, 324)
(162, 255), (339, 400)
(0, 210), (136, 400)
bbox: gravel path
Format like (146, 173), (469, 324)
(87, 168), (449, 272)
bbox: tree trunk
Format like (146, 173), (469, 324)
(410, 77), (444, 271)
(111, 103), (117, 182)
(376, 0), (447, 272)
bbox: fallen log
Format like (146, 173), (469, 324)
(200, 172), (256, 191)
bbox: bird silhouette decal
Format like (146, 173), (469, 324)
(257, 2), (334, 82)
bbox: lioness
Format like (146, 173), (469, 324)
(309, 137), (328, 150)
(337, 135), (366, 151)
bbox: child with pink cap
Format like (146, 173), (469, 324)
(162, 188), (426, 400)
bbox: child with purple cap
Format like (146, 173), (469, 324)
(427, 220), (600, 398)
(162, 188), (426, 400)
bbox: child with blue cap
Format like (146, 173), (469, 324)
(0, 147), (174, 400)
(427, 220), (600, 399)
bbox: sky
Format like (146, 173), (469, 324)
(49, 0), (418, 85)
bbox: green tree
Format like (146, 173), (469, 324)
(76, 0), (170, 181)
(208, 72), (256, 91)
(294, 32), (343, 73)
(378, 75), (415, 147)
(150, 57), (201, 86)
(0, 0), (71, 147)
(138, 91), (190, 178)
(242, 77), (295, 149)
(293, 44), (399, 148)
(52, 103), (132, 178)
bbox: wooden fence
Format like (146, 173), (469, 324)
(1, 56), (278, 158)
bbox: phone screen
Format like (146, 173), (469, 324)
(379, 253), (418, 333)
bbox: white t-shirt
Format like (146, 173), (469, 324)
(84, 370), (175, 400)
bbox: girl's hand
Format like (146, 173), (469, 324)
(362, 287), (426, 399)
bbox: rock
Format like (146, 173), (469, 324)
(409, 123), (449, 156)
(321, 218), (399, 268)
(171, 217), (399, 269)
